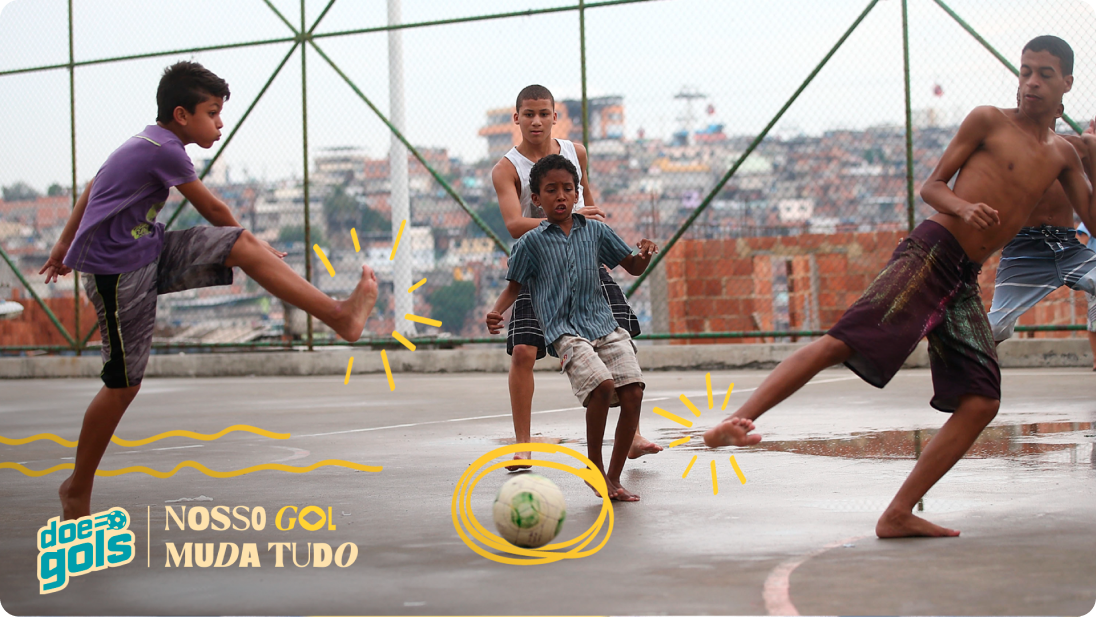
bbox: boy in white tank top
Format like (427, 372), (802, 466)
(490, 84), (662, 470)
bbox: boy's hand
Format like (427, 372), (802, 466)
(957, 202), (1000, 230)
(578, 204), (606, 222)
(636, 239), (659, 258)
(39, 243), (72, 284)
(258, 238), (287, 259)
(485, 310), (505, 334)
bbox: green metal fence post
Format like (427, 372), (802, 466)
(902, 0), (915, 234)
(308, 40), (512, 255)
(627, 0), (882, 297)
(164, 43), (300, 230)
(69, 0), (80, 354)
(0, 244), (77, 348)
(580, 0), (590, 164)
(931, 0), (1083, 134)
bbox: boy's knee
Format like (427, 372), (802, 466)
(617, 383), (643, 402)
(234, 229), (258, 249)
(511, 346), (539, 370)
(959, 395), (999, 426)
(105, 383), (141, 401)
(589, 379), (616, 402)
(818, 335), (853, 365)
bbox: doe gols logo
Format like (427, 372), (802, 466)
(37, 508), (135, 594)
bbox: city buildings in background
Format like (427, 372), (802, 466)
(4, 93), (1085, 348)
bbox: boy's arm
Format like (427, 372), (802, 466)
(492, 160), (543, 239)
(1057, 134), (1096, 233)
(176, 180), (286, 258)
(574, 143), (606, 222)
(595, 222), (657, 275)
(618, 239), (659, 275)
(39, 179), (93, 283)
(920, 106), (1002, 230)
(176, 180), (242, 227)
(486, 280), (522, 334)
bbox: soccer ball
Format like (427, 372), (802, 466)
(492, 473), (566, 549)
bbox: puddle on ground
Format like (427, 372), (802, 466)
(494, 437), (567, 445)
(660, 422), (1096, 467)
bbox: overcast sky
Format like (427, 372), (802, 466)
(4, 0), (1096, 192)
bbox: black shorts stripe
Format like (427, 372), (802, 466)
(95, 274), (130, 389)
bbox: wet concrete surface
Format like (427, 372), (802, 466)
(0, 367), (1093, 615)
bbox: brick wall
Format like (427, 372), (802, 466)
(0, 289), (100, 348)
(664, 230), (1090, 344)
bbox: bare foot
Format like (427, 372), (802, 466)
(875, 508), (960, 538)
(703, 417), (763, 448)
(628, 434), (664, 459)
(505, 452), (532, 472)
(608, 481), (640, 502)
(58, 476), (89, 521)
(584, 480), (603, 499)
(331, 265), (379, 342)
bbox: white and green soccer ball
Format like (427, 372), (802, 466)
(492, 473), (566, 549)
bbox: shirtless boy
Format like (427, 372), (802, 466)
(491, 85), (661, 468)
(987, 99), (1096, 343)
(703, 36), (1095, 538)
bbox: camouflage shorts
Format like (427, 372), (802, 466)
(83, 226), (244, 388)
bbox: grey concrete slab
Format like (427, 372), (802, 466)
(0, 368), (1094, 615)
(1, 337), (1092, 380)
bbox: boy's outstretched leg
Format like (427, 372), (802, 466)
(506, 345), (538, 471)
(876, 394), (998, 538)
(704, 335), (852, 447)
(224, 230), (378, 342)
(59, 384), (140, 520)
(583, 380), (615, 498)
(609, 384), (644, 502)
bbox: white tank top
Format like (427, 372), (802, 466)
(503, 138), (584, 219)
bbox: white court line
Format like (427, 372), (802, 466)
(293, 375), (862, 439)
(762, 534), (868, 615)
(293, 397), (672, 439)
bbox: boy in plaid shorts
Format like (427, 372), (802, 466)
(491, 85), (661, 470)
(40, 61), (379, 519)
(486, 155), (658, 501)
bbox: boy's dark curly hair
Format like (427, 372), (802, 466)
(529, 154), (580, 194)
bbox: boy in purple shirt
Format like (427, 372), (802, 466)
(40, 61), (379, 520)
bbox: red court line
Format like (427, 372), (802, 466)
(762, 534), (868, 615)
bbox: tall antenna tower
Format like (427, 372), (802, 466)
(674, 86), (707, 146)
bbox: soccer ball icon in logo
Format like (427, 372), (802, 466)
(492, 474), (566, 549)
(105, 509), (127, 530)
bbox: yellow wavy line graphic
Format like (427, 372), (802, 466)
(0, 425), (290, 448)
(0, 459), (381, 478)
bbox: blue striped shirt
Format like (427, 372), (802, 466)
(506, 213), (634, 348)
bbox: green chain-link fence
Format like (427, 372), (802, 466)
(2, 0), (1093, 355)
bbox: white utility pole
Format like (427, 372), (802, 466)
(388, 0), (415, 337)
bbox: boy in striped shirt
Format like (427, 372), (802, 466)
(486, 155), (658, 501)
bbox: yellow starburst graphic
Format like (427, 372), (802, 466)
(335, 221), (443, 391)
(660, 372), (748, 494)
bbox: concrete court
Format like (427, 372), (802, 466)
(1, 367), (1094, 616)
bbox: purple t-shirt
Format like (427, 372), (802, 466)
(64, 125), (197, 275)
